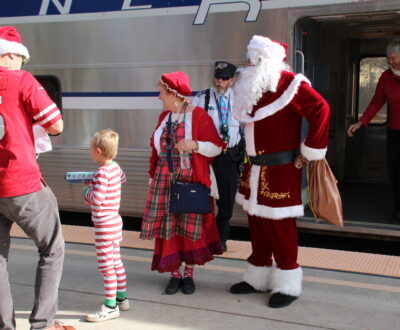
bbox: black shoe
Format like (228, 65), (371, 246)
(221, 241), (227, 252)
(268, 292), (298, 308)
(182, 277), (196, 294)
(230, 281), (257, 294)
(165, 277), (182, 295)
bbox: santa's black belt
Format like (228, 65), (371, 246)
(248, 148), (300, 166)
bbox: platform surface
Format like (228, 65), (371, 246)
(7, 224), (400, 330)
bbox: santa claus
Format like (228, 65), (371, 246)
(230, 35), (330, 308)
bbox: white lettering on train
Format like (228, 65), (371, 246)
(39, 0), (73, 15)
(194, 0), (261, 25)
(121, 0), (152, 10)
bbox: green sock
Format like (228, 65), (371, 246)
(117, 292), (126, 300)
(104, 298), (116, 308)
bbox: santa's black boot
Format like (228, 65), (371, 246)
(268, 292), (298, 308)
(230, 281), (257, 294)
(268, 267), (302, 308)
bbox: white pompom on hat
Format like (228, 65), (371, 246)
(0, 26), (30, 60)
(247, 35), (287, 65)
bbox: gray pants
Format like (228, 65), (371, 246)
(0, 184), (65, 330)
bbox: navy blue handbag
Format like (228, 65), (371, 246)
(166, 111), (211, 214)
(169, 181), (211, 214)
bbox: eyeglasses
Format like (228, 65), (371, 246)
(214, 75), (231, 81)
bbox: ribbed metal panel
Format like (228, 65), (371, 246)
(37, 147), (249, 226)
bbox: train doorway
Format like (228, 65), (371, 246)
(295, 11), (400, 225)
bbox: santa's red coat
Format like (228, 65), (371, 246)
(234, 71), (330, 220)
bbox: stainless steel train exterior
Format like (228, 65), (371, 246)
(1, 0), (400, 234)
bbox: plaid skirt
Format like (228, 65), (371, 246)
(142, 120), (214, 241)
(141, 120), (222, 271)
(141, 150), (206, 241)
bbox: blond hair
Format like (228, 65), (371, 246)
(91, 129), (119, 160)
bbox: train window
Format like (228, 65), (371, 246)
(357, 57), (387, 124)
(34, 75), (63, 115)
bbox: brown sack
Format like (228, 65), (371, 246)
(307, 159), (344, 228)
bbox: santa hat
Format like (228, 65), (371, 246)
(0, 26), (30, 60)
(247, 35), (287, 65)
(160, 71), (192, 98)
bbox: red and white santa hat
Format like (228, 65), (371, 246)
(160, 71), (192, 98)
(247, 35), (287, 65)
(0, 26), (30, 60)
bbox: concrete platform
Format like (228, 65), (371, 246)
(6, 226), (400, 330)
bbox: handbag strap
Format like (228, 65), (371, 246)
(165, 106), (187, 175)
(166, 112), (174, 173)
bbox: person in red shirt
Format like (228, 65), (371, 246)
(0, 26), (74, 330)
(348, 39), (400, 224)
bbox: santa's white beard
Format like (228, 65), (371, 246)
(233, 60), (288, 119)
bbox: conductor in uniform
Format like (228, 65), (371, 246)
(192, 61), (243, 252)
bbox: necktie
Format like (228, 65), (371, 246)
(220, 95), (228, 124)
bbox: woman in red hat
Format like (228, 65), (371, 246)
(141, 71), (225, 295)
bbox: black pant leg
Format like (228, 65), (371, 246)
(212, 152), (238, 242)
(386, 129), (400, 214)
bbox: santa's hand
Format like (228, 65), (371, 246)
(294, 155), (309, 169)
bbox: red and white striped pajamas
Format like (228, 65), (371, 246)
(84, 162), (127, 300)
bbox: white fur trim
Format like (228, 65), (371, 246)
(235, 165), (304, 219)
(234, 74), (311, 123)
(247, 36), (285, 65)
(270, 267), (303, 296)
(301, 142), (327, 161)
(210, 165), (219, 199)
(244, 122), (256, 156)
(197, 141), (221, 158)
(242, 263), (274, 291)
(0, 39), (29, 59)
(236, 192), (304, 219)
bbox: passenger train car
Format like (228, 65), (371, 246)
(1, 0), (399, 240)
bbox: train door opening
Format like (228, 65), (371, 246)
(294, 12), (400, 225)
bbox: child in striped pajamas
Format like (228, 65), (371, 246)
(82, 129), (129, 322)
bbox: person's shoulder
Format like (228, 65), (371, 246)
(3, 69), (31, 81)
(17, 69), (35, 80)
(381, 69), (394, 79)
(17, 70), (39, 87)
(194, 89), (210, 98)
(281, 70), (296, 80)
(158, 110), (169, 121)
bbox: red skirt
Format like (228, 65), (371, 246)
(151, 219), (223, 272)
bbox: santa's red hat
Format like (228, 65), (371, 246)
(0, 26), (30, 60)
(160, 71), (192, 98)
(247, 35), (287, 64)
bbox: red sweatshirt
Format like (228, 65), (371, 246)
(360, 69), (400, 130)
